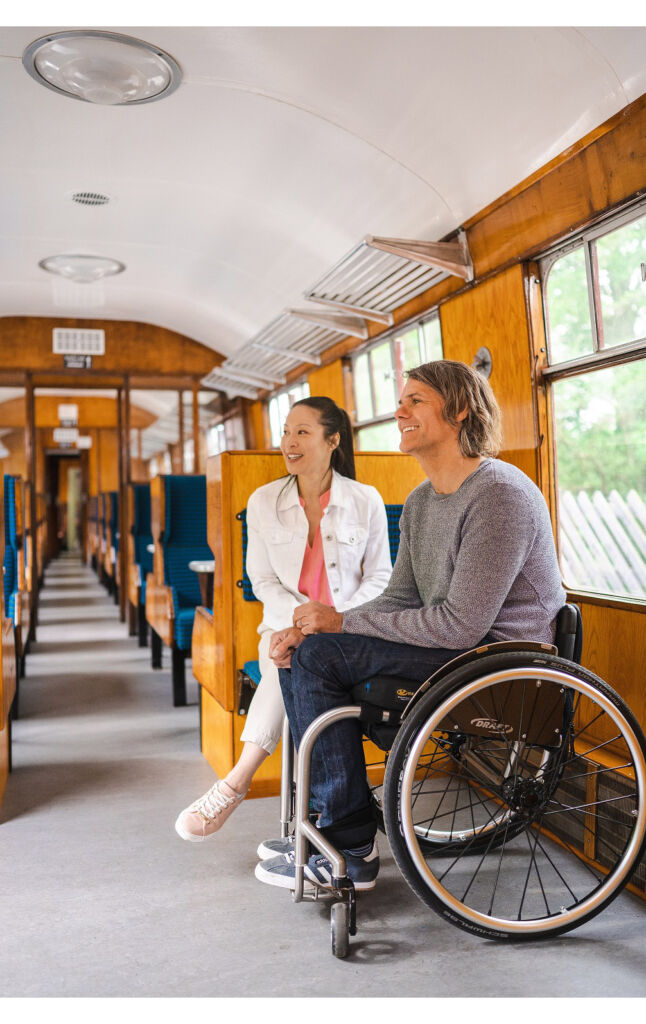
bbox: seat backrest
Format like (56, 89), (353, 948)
(131, 483), (153, 574)
(236, 500), (403, 602)
(554, 603), (583, 663)
(161, 475), (211, 607)
(108, 491), (119, 551)
(385, 504), (403, 564)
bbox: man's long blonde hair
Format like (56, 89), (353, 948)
(406, 360), (503, 458)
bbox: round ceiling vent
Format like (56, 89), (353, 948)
(71, 191), (111, 206)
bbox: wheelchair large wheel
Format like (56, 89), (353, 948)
(383, 651), (646, 940)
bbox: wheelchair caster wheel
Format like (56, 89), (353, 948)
(330, 901), (350, 958)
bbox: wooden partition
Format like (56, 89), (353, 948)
(126, 485), (142, 632)
(194, 450), (426, 796)
(144, 475), (174, 647)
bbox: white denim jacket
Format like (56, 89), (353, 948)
(246, 470), (392, 634)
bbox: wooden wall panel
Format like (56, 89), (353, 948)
(579, 601), (646, 738)
(440, 264), (539, 482)
(98, 431), (119, 493)
(307, 359), (346, 407)
(0, 430), (27, 479)
(245, 400), (269, 450)
(0, 317), (219, 378)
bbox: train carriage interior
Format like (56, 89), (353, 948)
(1, 13), (646, 1002)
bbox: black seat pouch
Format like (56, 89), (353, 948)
(351, 674), (418, 711)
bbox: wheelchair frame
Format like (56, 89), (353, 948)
(273, 618), (646, 958)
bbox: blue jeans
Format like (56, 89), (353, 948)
(278, 633), (476, 849)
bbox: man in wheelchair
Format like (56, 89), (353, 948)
(257, 359), (566, 893)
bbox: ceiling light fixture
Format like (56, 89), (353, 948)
(39, 254), (125, 283)
(22, 30), (181, 105)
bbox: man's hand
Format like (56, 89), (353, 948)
(269, 626), (305, 668)
(292, 601), (343, 636)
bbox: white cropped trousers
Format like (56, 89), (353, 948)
(239, 630), (285, 755)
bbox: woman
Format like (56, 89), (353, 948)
(175, 396), (392, 842)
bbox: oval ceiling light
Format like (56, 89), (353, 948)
(22, 30), (181, 105)
(39, 254), (125, 283)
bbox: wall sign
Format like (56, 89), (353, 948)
(63, 354), (93, 369)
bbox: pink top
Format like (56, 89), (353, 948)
(298, 489), (333, 605)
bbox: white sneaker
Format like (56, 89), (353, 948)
(175, 780), (246, 842)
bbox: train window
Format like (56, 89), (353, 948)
(545, 247), (594, 363)
(268, 380), (310, 448)
(542, 204), (646, 602)
(352, 312), (442, 450)
(595, 216), (646, 349)
(545, 209), (646, 364)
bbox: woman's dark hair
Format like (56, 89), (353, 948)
(289, 396), (356, 480)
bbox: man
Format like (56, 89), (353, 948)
(255, 359), (566, 892)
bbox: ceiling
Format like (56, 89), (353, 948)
(0, 25), (644, 367)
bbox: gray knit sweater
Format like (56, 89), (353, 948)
(343, 459), (566, 649)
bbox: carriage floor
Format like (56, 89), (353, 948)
(1, 553), (645, 999)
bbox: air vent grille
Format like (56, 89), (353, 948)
(71, 191), (111, 206)
(305, 237), (450, 313)
(53, 328), (105, 355)
(201, 315), (340, 398)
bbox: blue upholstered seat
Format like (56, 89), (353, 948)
(162, 475), (211, 651)
(131, 483), (153, 605)
(243, 659), (262, 686)
(3, 475), (20, 626)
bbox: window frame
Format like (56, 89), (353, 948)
(351, 309), (443, 438)
(539, 200), (646, 607)
(267, 379), (311, 449)
(540, 199), (646, 380)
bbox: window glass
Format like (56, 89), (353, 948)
(268, 381), (310, 447)
(595, 217), (646, 349)
(552, 361), (646, 600)
(393, 328), (420, 395)
(268, 399), (282, 449)
(356, 419), (400, 452)
(421, 316), (443, 361)
(545, 247), (594, 363)
(394, 327), (421, 369)
(353, 352), (373, 422)
(370, 340), (396, 416)
(183, 438), (194, 473)
(207, 423), (226, 456)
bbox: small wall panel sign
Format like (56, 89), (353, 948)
(63, 354), (93, 369)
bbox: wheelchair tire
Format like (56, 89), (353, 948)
(331, 900), (350, 958)
(383, 651), (646, 941)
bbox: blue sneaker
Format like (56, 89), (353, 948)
(306, 841), (379, 891)
(257, 835), (295, 860)
(255, 840), (379, 892)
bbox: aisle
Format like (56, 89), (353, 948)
(1, 555), (645, 998)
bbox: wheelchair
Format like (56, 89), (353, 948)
(274, 606), (646, 958)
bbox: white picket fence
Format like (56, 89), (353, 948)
(559, 489), (646, 599)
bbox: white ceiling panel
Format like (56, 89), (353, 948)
(0, 26), (643, 360)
